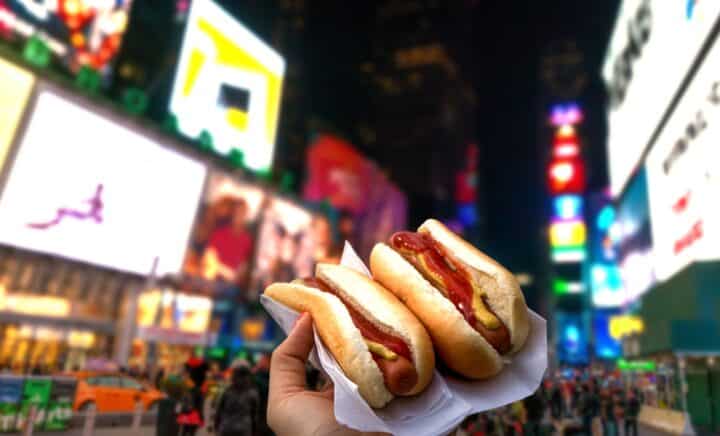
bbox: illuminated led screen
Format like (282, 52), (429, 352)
(0, 0), (133, 75)
(556, 312), (589, 365)
(646, 33), (720, 282)
(0, 90), (207, 276)
(170, 0), (285, 171)
(593, 312), (621, 359)
(603, 0), (720, 195)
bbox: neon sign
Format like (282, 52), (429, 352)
(609, 315), (644, 339)
(552, 246), (586, 262)
(553, 195), (582, 220)
(550, 104), (583, 126)
(27, 184), (103, 229)
(550, 220), (586, 247)
(548, 159), (585, 194)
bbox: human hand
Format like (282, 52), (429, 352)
(267, 312), (386, 436)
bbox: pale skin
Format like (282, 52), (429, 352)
(267, 312), (388, 436)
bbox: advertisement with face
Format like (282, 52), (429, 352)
(183, 172), (264, 288)
(0, 89), (207, 276)
(169, 0), (285, 171)
(0, 0), (133, 75)
(248, 196), (314, 299)
(646, 35), (720, 282)
(603, 0), (720, 195)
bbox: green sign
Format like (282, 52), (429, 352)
(17, 378), (51, 430)
(122, 88), (149, 115)
(617, 358), (656, 372)
(207, 347), (227, 359)
(75, 66), (101, 94)
(228, 149), (244, 169)
(198, 130), (214, 152)
(44, 378), (76, 430)
(0, 376), (24, 433)
(22, 36), (50, 68)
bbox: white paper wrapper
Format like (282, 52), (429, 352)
(261, 242), (547, 436)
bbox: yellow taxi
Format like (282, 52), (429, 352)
(71, 372), (164, 413)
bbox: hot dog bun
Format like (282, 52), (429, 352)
(419, 219), (530, 354)
(369, 219), (530, 379)
(264, 264), (434, 408)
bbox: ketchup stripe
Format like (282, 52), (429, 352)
(390, 231), (512, 355)
(302, 278), (412, 361)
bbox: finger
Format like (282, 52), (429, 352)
(269, 312), (314, 396)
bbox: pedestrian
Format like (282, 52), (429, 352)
(550, 383), (563, 422)
(252, 354), (272, 435)
(625, 388), (641, 436)
(177, 370), (203, 436)
(213, 364), (261, 435)
(523, 388), (545, 436)
(184, 355), (209, 429)
(154, 367), (165, 390)
(601, 389), (616, 436)
(579, 384), (594, 436)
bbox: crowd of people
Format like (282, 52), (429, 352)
(152, 319), (653, 436)
(146, 353), (272, 436)
(455, 374), (644, 436)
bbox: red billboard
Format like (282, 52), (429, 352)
(303, 134), (407, 258)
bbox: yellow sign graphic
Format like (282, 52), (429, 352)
(170, 0), (285, 171)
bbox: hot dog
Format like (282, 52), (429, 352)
(370, 219), (530, 380)
(300, 277), (419, 395)
(264, 264), (435, 408)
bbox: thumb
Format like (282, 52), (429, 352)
(269, 312), (315, 397)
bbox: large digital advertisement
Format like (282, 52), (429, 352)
(615, 169), (655, 303)
(556, 312), (589, 365)
(646, 34), (720, 282)
(169, 0), (285, 171)
(0, 90), (207, 276)
(603, 0), (720, 195)
(0, 0), (133, 74)
(303, 134), (408, 259)
(183, 171), (265, 287)
(248, 196), (315, 299)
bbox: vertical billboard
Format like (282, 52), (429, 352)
(615, 169), (655, 303)
(0, 0), (133, 74)
(248, 196), (314, 299)
(646, 34), (720, 282)
(183, 172), (264, 287)
(0, 58), (34, 172)
(170, 0), (285, 171)
(603, 0), (720, 195)
(0, 88), (207, 276)
(303, 134), (407, 259)
(593, 312), (622, 359)
(555, 311), (589, 365)
(587, 193), (625, 308)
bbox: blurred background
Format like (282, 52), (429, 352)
(0, 0), (719, 434)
